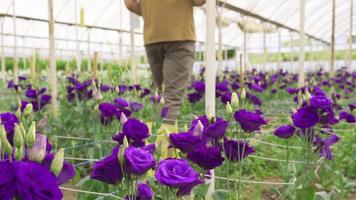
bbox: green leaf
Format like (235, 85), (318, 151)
(296, 186), (315, 200)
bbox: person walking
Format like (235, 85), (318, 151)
(124, 0), (206, 127)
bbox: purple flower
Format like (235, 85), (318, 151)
(118, 85), (127, 95)
(42, 153), (75, 185)
(169, 132), (203, 153)
(150, 95), (162, 104)
(339, 111), (356, 123)
(91, 147), (123, 184)
(0, 160), (16, 199)
(140, 88), (151, 98)
(115, 98), (129, 109)
(14, 161), (63, 200)
(234, 109), (268, 133)
(192, 80), (205, 93)
(287, 87), (298, 94)
(310, 95), (332, 109)
(0, 112), (19, 144)
(161, 107), (169, 118)
(187, 144), (224, 170)
(292, 106), (319, 128)
(100, 84), (111, 92)
(155, 159), (203, 196)
(220, 92), (231, 104)
(247, 93), (262, 106)
(202, 119), (229, 139)
(136, 183), (154, 200)
(223, 138), (255, 162)
(274, 125), (295, 139)
(314, 134), (339, 160)
(40, 94), (52, 108)
(98, 102), (119, 125)
(123, 119), (150, 142)
(124, 146), (156, 176)
(271, 88), (277, 93)
(249, 83), (264, 92)
(130, 101), (143, 112)
(25, 89), (37, 99)
(349, 103), (356, 111)
(187, 92), (203, 103)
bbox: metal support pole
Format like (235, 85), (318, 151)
(87, 35), (91, 71)
(298, 0), (305, 87)
(130, 14), (137, 83)
(330, 0), (336, 76)
(205, 0), (216, 197)
(48, 0), (58, 115)
(12, 0), (18, 84)
(243, 27), (248, 77)
(348, 0), (353, 71)
(262, 23), (267, 71)
(74, 0), (81, 72)
(218, 11), (223, 72)
(278, 28), (282, 70)
(0, 18), (5, 80)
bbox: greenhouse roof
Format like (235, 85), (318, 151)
(0, 0), (355, 58)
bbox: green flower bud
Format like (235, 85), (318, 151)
(19, 123), (27, 139)
(226, 102), (233, 114)
(231, 92), (239, 109)
(305, 90), (311, 102)
(0, 125), (7, 140)
(24, 103), (33, 116)
(15, 108), (22, 119)
(50, 148), (65, 176)
(3, 138), (13, 155)
(14, 124), (24, 149)
(241, 88), (246, 100)
(14, 147), (25, 161)
(26, 121), (36, 148)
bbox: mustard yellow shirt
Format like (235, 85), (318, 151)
(140, 0), (196, 45)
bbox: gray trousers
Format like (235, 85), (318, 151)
(145, 41), (195, 124)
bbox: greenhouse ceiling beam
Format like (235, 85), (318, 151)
(217, 1), (330, 45)
(0, 13), (142, 35)
(1, 33), (140, 48)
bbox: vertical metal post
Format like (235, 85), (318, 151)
(48, 0), (58, 115)
(205, 0), (216, 197)
(12, 0), (18, 84)
(218, 11), (223, 72)
(298, 0), (305, 87)
(130, 14), (137, 83)
(74, 0), (81, 72)
(243, 25), (248, 79)
(262, 23), (267, 71)
(348, 0), (353, 71)
(0, 18), (5, 80)
(330, 0), (336, 76)
(278, 28), (282, 70)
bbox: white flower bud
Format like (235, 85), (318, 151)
(120, 112), (128, 125)
(28, 134), (47, 163)
(241, 88), (246, 100)
(226, 102), (233, 114)
(231, 92), (239, 109)
(193, 120), (204, 136)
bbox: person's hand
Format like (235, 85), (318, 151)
(124, 0), (142, 16)
(192, 0), (206, 6)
